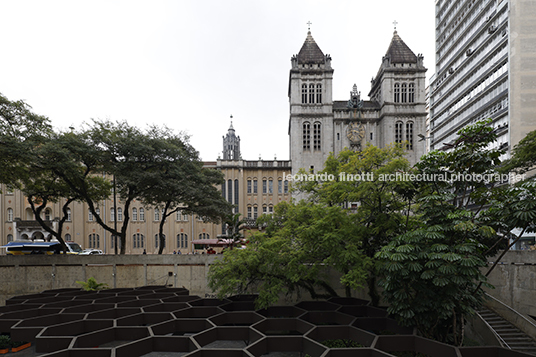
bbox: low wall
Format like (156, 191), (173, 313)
(0, 254), (220, 305)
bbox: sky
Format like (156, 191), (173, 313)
(0, 0), (436, 161)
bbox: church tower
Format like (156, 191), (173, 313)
(288, 30), (334, 176)
(222, 121), (240, 160)
(368, 30), (427, 165)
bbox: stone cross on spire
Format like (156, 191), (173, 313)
(393, 20), (398, 31)
(307, 21), (312, 31)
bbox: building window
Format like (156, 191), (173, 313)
(154, 208), (160, 221)
(177, 233), (188, 249)
(269, 206), (274, 214)
(309, 83), (315, 103)
(227, 179), (232, 203)
(155, 234), (166, 249)
(66, 208), (72, 222)
(133, 233), (144, 249)
(301, 84), (307, 103)
(65, 234), (72, 242)
(111, 235), (120, 250)
(132, 208), (137, 221)
(45, 208), (51, 221)
(139, 208), (145, 221)
(110, 208), (115, 222)
(7, 234), (13, 242)
(199, 233), (210, 240)
(313, 122), (321, 150)
(7, 208), (13, 222)
(247, 179), (252, 194)
(234, 179), (239, 211)
(117, 208), (123, 222)
(182, 211), (188, 221)
(89, 233), (100, 249)
(408, 83), (415, 102)
(253, 206), (258, 219)
(268, 179), (273, 194)
(253, 179), (258, 194)
(88, 210), (94, 222)
(262, 179), (267, 194)
(406, 122), (414, 150)
(278, 179), (282, 194)
(394, 83), (400, 103)
(401, 83), (407, 103)
(316, 84), (322, 103)
(303, 122), (311, 150)
(370, 132), (373, 141)
(284, 180), (289, 194)
(395, 121), (403, 144)
(247, 206), (252, 219)
(263, 205), (267, 214)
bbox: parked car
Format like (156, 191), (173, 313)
(2, 241), (83, 255)
(79, 249), (104, 255)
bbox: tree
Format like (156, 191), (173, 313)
(376, 120), (505, 345)
(221, 213), (248, 250)
(0, 94), (110, 252)
(294, 144), (416, 306)
(208, 201), (371, 309)
(137, 126), (231, 253)
(0, 93), (52, 192)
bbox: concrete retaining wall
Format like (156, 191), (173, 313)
(484, 250), (536, 318)
(0, 254), (220, 305)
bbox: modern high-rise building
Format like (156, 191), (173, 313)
(430, 0), (536, 156)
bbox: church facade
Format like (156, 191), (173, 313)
(288, 30), (427, 176)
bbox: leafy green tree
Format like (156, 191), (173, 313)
(0, 93), (52, 192)
(376, 120), (505, 345)
(208, 201), (371, 309)
(295, 144), (416, 306)
(137, 127), (231, 253)
(222, 213), (249, 250)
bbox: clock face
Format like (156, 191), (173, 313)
(346, 122), (365, 143)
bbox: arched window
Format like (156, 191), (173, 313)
(199, 233), (210, 240)
(117, 208), (123, 222)
(247, 206), (252, 219)
(406, 122), (414, 150)
(401, 83), (408, 103)
(7, 234), (13, 242)
(309, 83), (315, 103)
(110, 208), (115, 222)
(395, 121), (403, 144)
(316, 84), (322, 103)
(154, 208), (160, 221)
(155, 234), (166, 249)
(132, 208), (137, 221)
(303, 122), (311, 150)
(313, 122), (321, 150)
(394, 83), (400, 103)
(408, 83), (415, 102)
(301, 84), (307, 103)
(66, 208), (71, 222)
(45, 208), (52, 221)
(133, 233), (144, 248)
(177, 233), (188, 248)
(25, 207), (33, 220)
(253, 206), (258, 219)
(139, 208), (145, 221)
(89, 233), (100, 248)
(65, 234), (72, 242)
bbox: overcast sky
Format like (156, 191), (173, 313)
(1, 0), (435, 161)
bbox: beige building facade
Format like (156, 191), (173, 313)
(0, 124), (291, 254)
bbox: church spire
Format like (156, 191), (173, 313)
(222, 116), (240, 160)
